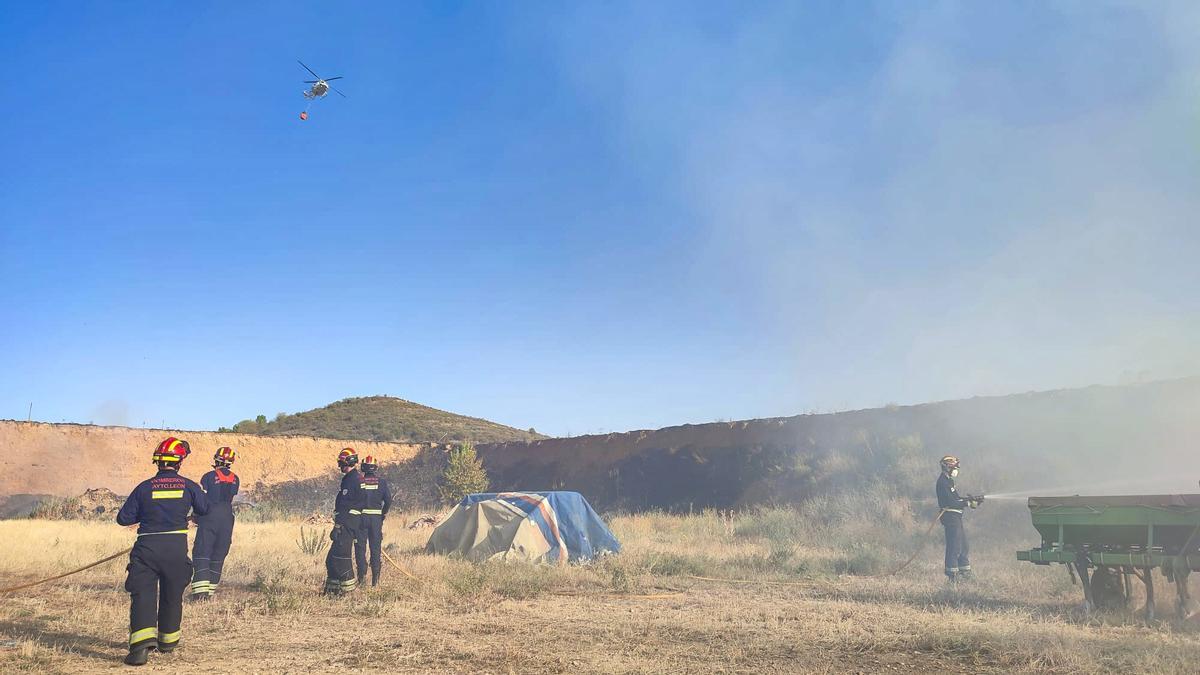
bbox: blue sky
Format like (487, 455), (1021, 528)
(2, 2), (1197, 435)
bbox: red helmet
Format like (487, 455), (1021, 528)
(214, 446), (236, 467)
(153, 437), (191, 466)
(361, 455), (378, 473)
(337, 448), (358, 468)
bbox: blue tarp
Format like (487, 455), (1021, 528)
(460, 491), (621, 562)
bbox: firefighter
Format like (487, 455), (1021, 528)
(323, 448), (365, 595)
(116, 437), (210, 666)
(189, 446), (239, 600)
(354, 455), (392, 586)
(936, 455), (982, 582)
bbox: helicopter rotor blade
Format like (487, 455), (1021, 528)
(332, 86), (347, 98)
(303, 80), (319, 84)
(297, 60), (321, 79)
(323, 76), (343, 81)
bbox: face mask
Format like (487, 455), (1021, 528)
(950, 468), (959, 478)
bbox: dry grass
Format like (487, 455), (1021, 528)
(0, 509), (1197, 673)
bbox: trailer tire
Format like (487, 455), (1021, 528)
(1091, 566), (1126, 610)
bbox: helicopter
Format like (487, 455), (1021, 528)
(298, 60), (345, 120)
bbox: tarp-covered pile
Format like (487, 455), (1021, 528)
(425, 491), (620, 563)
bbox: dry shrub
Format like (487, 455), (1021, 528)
(645, 552), (714, 577)
(483, 563), (552, 600)
(733, 508), (806, 541)
(443, 563), (487, 599)
(296, 526), (329, 557)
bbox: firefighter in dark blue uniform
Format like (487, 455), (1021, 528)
(936, 455), (982, 581)
(323, 448), (365, 595)
(189, 446), (239, 600)
(354, 455), (393, 586)
(116, 437), (209, 666)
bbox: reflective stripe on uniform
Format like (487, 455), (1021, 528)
(138, 529), (188, 536)
(158, 630), (181, 645)
(324, 578), (358, 593)
(943, 508), (963, 514)
(130, 627), (156, 645)
(361, 484), (379, 490)
(348, 509), (362, 515)
(152, 490), (184, 499)
(362, 509), (383, 515)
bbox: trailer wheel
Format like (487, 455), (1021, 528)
(1090, 566), (1126, 610)
(1175, 567), (1193, 621)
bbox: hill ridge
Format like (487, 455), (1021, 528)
(475, 376), (1200, 510)
(226, 395), (544, 444)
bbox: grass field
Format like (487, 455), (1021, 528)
(0, 507), (1197, 673)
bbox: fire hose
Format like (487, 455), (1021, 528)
(380, 548), (418, 580)
(0, 543), (417, 594)
(0, 546), (133, 595)
(877, 509), (947, 577)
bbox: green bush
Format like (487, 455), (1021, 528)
(439, 442), (490, 504)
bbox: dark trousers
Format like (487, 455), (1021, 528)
(324, 516), (360, 594)
(125, 534), (191, 651)
(355, 515), (384, 584)
(942, 511), (970, 576)
(190, 514), (234, 597)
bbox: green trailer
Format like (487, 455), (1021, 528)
(1015, 494), (1200, 620)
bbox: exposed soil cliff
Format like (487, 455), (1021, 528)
(0, 421), (426, 500)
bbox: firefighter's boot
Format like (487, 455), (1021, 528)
(123, 647), (150, 667)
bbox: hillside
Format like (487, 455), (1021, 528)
(5, 378), (1197, 515)
(225, 396), (544, 444)
(0, 421), (429, 504)
(476, 377), (1200, 511)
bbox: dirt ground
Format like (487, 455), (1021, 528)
(0, 514), (1197, 674)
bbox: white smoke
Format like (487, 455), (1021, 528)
(537, 2), (1200, 414)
